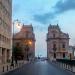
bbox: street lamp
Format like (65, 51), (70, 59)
(28, 40), (32, 46)
(24, 40), (32, 61)
(11, 20), (22, 66)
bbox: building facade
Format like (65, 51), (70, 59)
(47, 24), (69, 60)
(14, 25), (35, 60)
(0, 0), (12, 64)
(68, 46), (75, 59)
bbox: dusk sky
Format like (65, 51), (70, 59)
(12, 0), (75, 57)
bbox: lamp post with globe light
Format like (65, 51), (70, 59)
(11, 20), (22, 66)
(24, 39), (32, 61)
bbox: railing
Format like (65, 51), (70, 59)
(52, 59), (75, 73)
(0, 61), (26, 74)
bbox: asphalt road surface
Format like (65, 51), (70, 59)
(4, 60), (75, 75)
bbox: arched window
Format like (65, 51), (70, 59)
(16, 42), (20, 46)
(62, 44), (65, 48)
(53, 44), (57, 51)
(53, 34), (55, 38)
(53, 44), (56, 48)
(63, 53), (65, 58)
(54, 53), (56, 58)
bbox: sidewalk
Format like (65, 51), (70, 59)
(0, 61), (28, 75)
(0, 63), (10, 74)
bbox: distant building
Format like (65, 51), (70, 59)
(13, 25), (35, 60)
(46, 24), (69, 60)
(0, 0), (12, 64)
(68, 46), (75, 59)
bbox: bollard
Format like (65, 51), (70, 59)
(10, 65), (12, 69)
(15, 64), (16, 67)
(70, 65), (73, 71)
(68, 65), (70, 70)
(72, 65), (75, 72)
(60, 63), (62, 68)
(19, 63), (20, 66)
(64, 64), (66, 69)
(7, 65), (8, 71)
(21, 63), (22, 66)
(22, 62), (23, 65)
(13, 64), (14, 69)
(66, 64), (68, 69)
(15, 64), (17, 67)
(61, 63), (63, 68)
(69, 65), (71, 71)
(67, 64), (69, 70)
(64, 63), (65, 68)
(65, 64), (67, 69)
(3, 66), (4, 72)
(18, 63), (19, 67)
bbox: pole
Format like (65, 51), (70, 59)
(11, 20), (21, 66)
(27, 45), (29, 61)
(11, 22), (14, 66)
(26, 31), (29, 61)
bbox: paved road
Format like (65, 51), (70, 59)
(3, 60), (74, 75)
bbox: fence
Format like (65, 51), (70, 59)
(0, 61), (25, 75)
(52, 59), (75, 73)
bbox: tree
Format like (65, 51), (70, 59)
(13, 46), (24, 60)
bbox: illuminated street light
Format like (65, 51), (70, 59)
(16, 21), (22, 29)
(11, 19), (22, 66)
(24, 40), (32, 61)
(28, 40), (32, 46)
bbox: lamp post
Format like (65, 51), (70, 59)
(24, 30), (32, 61)
(11, 20), (21, 66)
(24, 39), (32, 61)
(26, 44), (29, 61)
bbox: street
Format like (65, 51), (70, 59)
(3, 60), (74, 75)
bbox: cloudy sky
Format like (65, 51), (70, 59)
(12, 0), (75, 57)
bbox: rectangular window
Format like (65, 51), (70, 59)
(53, 44), (57, 51)
(53, 34), (55, 38)
(0, 18), (2, 25)
(54, 53), (56, 58)
(0, 34), (1, 41)
(0, 2), (2, 10)
(62, 44), (65, 48)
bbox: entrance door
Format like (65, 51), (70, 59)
(54, 53), (56, 58)
(63, 53), (65, 58)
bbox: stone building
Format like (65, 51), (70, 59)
(0, 0), (12, 64)
(46, 24), (69, 60)
(68, 46), (75, 59)
(13, 25), (35, 60)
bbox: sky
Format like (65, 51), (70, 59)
(12, 0), (75, 57)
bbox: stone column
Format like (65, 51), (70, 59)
(0, 47), (2, 64)
(9, 49), (12, 61)
(7, 49), (11, 62)
(2, 49), (7, 64)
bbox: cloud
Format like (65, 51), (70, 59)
(55, 0), (75, 14)
(33, 0), (75, 24)
(33, 12), (55, 24)
(34, 25), (47, 32)
(12, 3), (20, 14)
